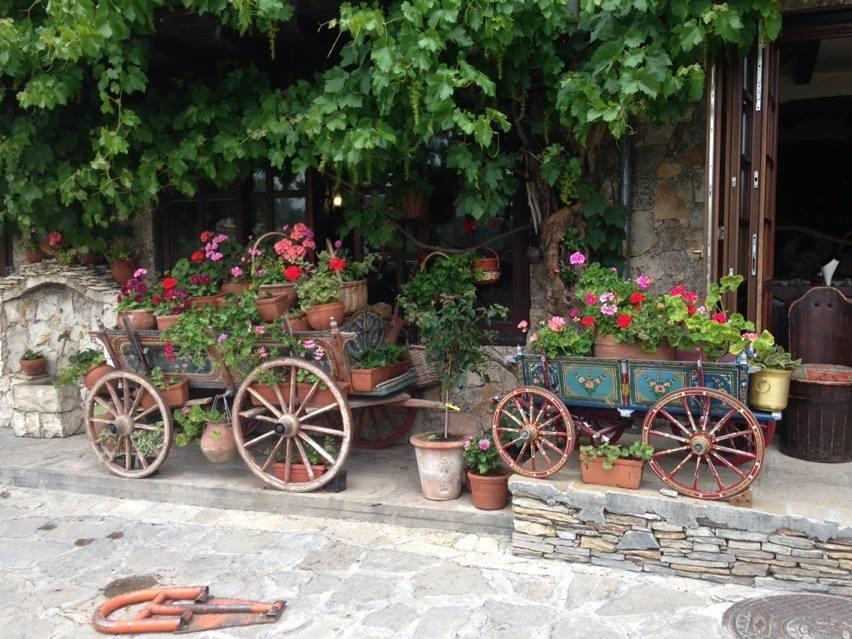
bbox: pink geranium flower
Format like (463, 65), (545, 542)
(569, 251), (587, 266)
(517, 320), (529, 331)
(636, 275), (651, 290)
(547, 316), (567, 332)
(478, 439), (491, 451)
(601, 303), (618, 316)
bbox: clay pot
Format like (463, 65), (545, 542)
(272, 463), (327, 483)
(190, 294), (224, 308)
(284, 312), (310, 332)
(155, 314), (180, 331)
(84, 364), (115, 389)
(467, 471), (510, 510)
(296, 382), (348, 407)
(25, 248), (43, 264)
(350, 359), (412, 392)
(304, 302), (345, 331)
(118, 310), (156, 331)
(255, 294), (291, 322)
(38, 238), (59, 257)
(78, 252), (103, 266)
(110, 260), (136, 285)
(593, 335), (675, 361)
(410, 432), (466, 500)
(579, 454), (644, 489)
(141, 380), (189, 409)
(249, 383), (290, 407)
(20, 357), (47, 377)
(258, 284), (297, 307)
(220, 281), (249, 296)
(199, 422), (237, 463)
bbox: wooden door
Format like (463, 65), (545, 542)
(710, 41), (779, 330)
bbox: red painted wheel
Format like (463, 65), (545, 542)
(641, 387), (764, 500)
(492, 386), (574, 478)
(351, 405), (416, 449)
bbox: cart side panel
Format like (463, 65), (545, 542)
(522, 355), (623, 407)
(627, 361), (748, 408)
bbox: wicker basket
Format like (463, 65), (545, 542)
(409, 345), (440, 389)
(472, 248), (500, 285)
(341, 279), (368, 315)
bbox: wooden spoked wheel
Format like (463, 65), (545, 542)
(232, 358), (351, 492)
(343, 310), (385, 357)
(351, 404), (416, 449)
(492, 386), (575, 478)
(641, 387), (765, 500)
(84, 371), (173, 479)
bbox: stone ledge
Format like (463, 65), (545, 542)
(12, 379), (79, 413)
(0, 262), (117, 305)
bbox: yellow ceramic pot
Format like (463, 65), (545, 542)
(749, 369), (793, 411)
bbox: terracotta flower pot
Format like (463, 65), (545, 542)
(190, 294), (224, 308)
(579, 453), (645, 489)
(83, 364), (115, 389)
(272, 462), (327, 483)
(78, 252), (103, 266)
(249, 382), (290, 407)
(118, 310), (156, 330)
(284, 313), (310, 332)
(296, 382), (349, 407)
(467, 471), (510, 510)
(199, 422), (237, 463)
(25, 248), (43, 264)
(220, 281), (249, 296)
(20, 357), (47, 377)
(141, 380), (189, 409)
(593, 334), (675, 361)
(38, 238), (59, 257)
(259, 284), (297, 307)
(410, 432), (466, 500)
(255, 294), (291, 322)
(350, 359), (412, 392)
(304, 302), (345, 331)
(110, 260), (136, 285)
(155, 314), (180, 331)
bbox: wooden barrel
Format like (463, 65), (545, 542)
(780, 364), (852, 463)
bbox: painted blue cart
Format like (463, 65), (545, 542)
(491, 354), (779, 500)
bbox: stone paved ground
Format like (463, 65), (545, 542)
(0, 485), (774, 639)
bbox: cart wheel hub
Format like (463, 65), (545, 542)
(689, 433), (712, 456)
(275, 415), (300, 437)
(112, 416), (134, 437)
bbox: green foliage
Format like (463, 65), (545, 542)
(463, 430), (503, 476)
(131, 428), (164, 458)
(173, 404), (225, 447)
(531, 320), (594, 358)
(104, 235), (135, 263)
(21, 348), (43, 360)
(148, 366), (179, 391)
(297, 266), (341, 309)
(0, 0), (779, 250)
(580, 441), (654, 470)
(748, 330), (801, 371)
(54, 348), (106, 387)
(350, 343), (408, 370)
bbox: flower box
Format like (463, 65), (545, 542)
(579, 453), (644, 489)
(350, 358), (412, 392)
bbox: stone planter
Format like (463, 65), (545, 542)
(273, 463), (327, 483)
(83, 364), (115, 389)
(110, 260), (135, 285)
(350, 359), (412, 392)
(467, 471), (510, 510)
(118, 310), (156, 330)
(594, 335), (674, 361)
(304, 302), (345, 331)
(255, 294), (291, 322)
(20, 357), (47, 377)
(155, 314), (180, 331)
(410, 432), (466, 500)
(579, 453), (644, 489)
(199, 422), (237, 463)
(749, 368), (793, 411)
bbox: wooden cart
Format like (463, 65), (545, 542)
(84, 316), (443, 492)
(491, 353), (779, 500)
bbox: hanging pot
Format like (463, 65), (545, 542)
(199, 422), (237, 463)
(472, 248), (500, 285)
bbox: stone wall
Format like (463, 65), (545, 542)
(510, 476), (852, 596)
(0, 262), (119, 430)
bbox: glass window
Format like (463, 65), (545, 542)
(273, 197), (307, 229)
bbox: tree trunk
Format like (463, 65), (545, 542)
(540, 203), (583, 317)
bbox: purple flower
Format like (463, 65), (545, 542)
(217, 333), (228, 344)
(601, 303), (618, 316)
(569, 251), (587, 266)
(636, 275), (651, 290)
(478, 439), (491, 451)
(313, 346), (326, 361)
(133, 268), (147, 278)
(334, 240), (342, 249)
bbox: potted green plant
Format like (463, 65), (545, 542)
(295, 368), (349, 406)
(173, 405), (236, 463)
(24, 235), (43, 264)
(528, 317), (594, 358)
(141, 367), (189, 409)
(349, 343), (411, 392)
(745, 330), (801, 411)
(20, 348), (47, 376)
(578, 441), (654, 489)
(464, 431), (510, 510)
(39, 230), (63, 257)
(152, 276), (190, 330)
(116, 268), (156, 330)
(105, 236), (137, 285)
(271, 435), (338, 483)
(253, 223), (316, 303)
(297, 265), (343, 330)
(130, 428), (165, 468)
(55, 349), (112, 389)
(399, 252), (507, 501)
(322, 239), (379, 314)
(284, 308), (310, 332)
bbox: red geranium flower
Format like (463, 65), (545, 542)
(284, 265), (303, 282)
(580, 316), (596, 328)
(152, 295), (163, 305)
(329, 256), (346, 273)
(191, 251), (204, 262)
(616, 313), (633, 329)
(200, 231), (214, 243)
(629, 292), (645, 305)
(687, 305), (697, 315)
(48, 231), (63, 246)
(711, 312), (728, 324)
(584, 294), (599, 305)
(162, 277), (177, 290)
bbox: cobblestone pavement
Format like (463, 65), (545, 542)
(0, 485), (773, 638)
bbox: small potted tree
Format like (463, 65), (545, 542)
(400, 252), (507, 501)
(55, 349), (113, 389)
(746, 330), (801, 411)
(579, 441), (654, 489)
(464, 431), (510, 510)
(20, 348), (47, 376)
